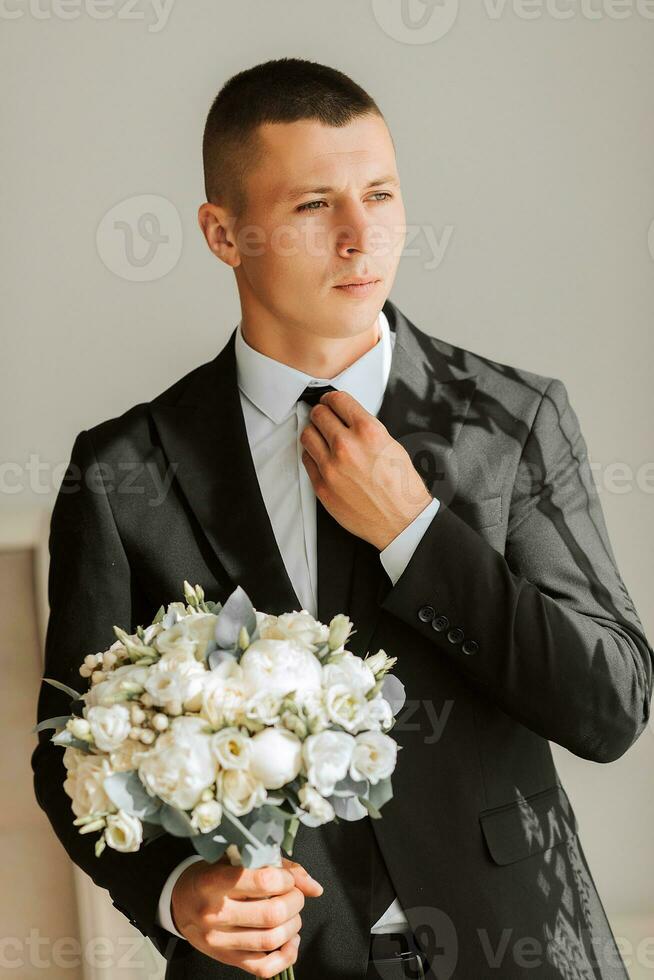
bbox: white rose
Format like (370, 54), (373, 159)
(248, 728), (302, 790)
(144, 660), (206, 710)
(155, 613), (216, 661)
(105, 809), (143, 852)
(258, 611), (329, 649)
(137, 720), (217, 810)
(240, 639), (322, 700)
(86, 704), (131, 752)
(322, 653), (376, 696)
(302, 730), (356, 797)
(191, 799), (223, 833)
(324, 684), (370, 734)
(243, 691), (283, 729)
(297, 784), (335, 827)
(349, 732), (397, 785)
(63, 754), (117, 818)
(217, 768), (267, 816)
(365, 697), (394, 732)
(211, 727), (252, 770)
(300, 690), (330, 734)
(84, 665), (149, 708)
(201, 667), (248, 729)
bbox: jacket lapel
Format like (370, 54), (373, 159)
(345, 300), (478, 659)
(148, 299), (477, 652)
(149, 331), (303, 617)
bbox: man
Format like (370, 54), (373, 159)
(32, 57), (653, 980)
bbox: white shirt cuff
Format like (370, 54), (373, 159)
(157, 854), (205, 938)
(379, 497), (440, 586)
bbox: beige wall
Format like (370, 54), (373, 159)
(2, 3), (653, 977)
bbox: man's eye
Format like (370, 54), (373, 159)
(296, 192), (393, 214)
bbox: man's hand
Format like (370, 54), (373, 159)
(300, 389), (433, 551)
(171, 856), (323, 978)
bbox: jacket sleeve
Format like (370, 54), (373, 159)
(30, 429), (197, 959)
(379, 378), (654, 763)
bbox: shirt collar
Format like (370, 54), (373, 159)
(235, 309), (394, 424)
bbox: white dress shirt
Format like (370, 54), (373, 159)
(156, 309), (441, 938)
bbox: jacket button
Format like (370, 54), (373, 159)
(432, 615), (449, 632)
(462, 639), (479, 655)
(447, 627), (464, 644)
(418, 605), (435, 622)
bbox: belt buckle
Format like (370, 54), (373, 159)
(369, 932), (426, 980)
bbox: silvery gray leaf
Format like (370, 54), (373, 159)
(248, 818), (285, 846)
(51, 730), (91, 751)
(329, 795), (368, 821)
(104, 771), (162, 819)
(381, 674), (406, 715)
(32, 715), (71, 734)
(192, 831), (230, 863)
(368, 776), (393, 810)
(332, 774), (369, 798)
(43, 678), (82, 702)
(214, 586), (257, 650)
(160, 804), (197, 837)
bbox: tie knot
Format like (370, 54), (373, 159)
(297, 383), (337, 408)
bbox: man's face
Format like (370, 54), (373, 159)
(229, 114), (406, 340)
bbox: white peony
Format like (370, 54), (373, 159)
(322, 653), (376, 696)
(191, 799), (223, 833)
(349, 731), (398, 785)
(324, 684), (370, 734)
(105, 809), (143, 852)
(84, 664), (150, 708)
(217, 768), (267, 816)
(86, 704), (131, 751)
(137, 716), (218, 810)
(211, 727), (252, 770)
(297, 784), (335, 827)
(302, 730), (356, 797)
(248, 728), (302, 790)
(258, 610), (329, 649)
(109, 739), (147, 773)
(240, 639), (322, 701)
(63, 754), (117, 818)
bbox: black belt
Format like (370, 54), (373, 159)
(368, 928), (426, 979)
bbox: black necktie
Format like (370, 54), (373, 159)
(296, 383), (398, 933)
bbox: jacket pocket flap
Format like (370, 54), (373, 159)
(479, 785), (578, 866)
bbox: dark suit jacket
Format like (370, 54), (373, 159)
(32, 298), (653, 979)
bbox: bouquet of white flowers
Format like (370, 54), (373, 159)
(35, 582), (405, 980)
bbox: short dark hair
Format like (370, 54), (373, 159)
(201, 57), (385, 218)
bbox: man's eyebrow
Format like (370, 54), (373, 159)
(281, 175), (400, 202)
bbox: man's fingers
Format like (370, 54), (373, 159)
(232, 934), (301, 979)
(207, 912), (302, 952)
(208, 887), (305, 928)
(223, 864), (296, 899)
(282, 858), (324, 897)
